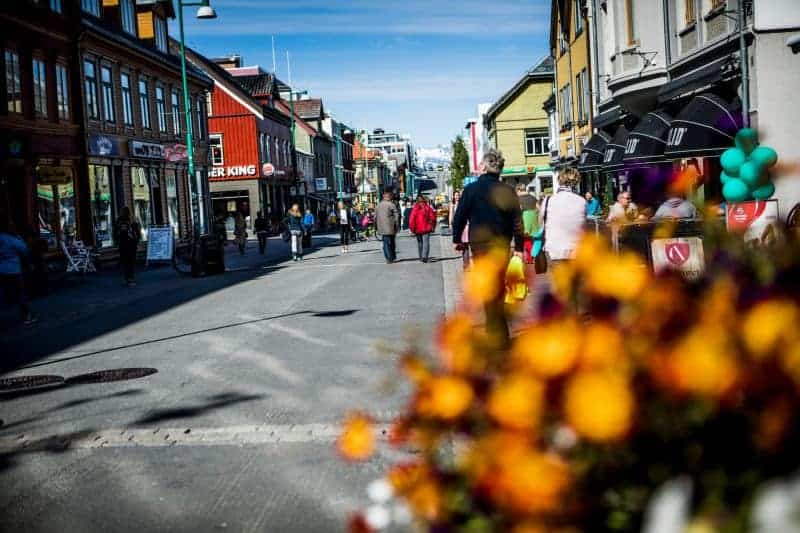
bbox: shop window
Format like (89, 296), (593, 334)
(81, 0), (100, 16)
(36, 177), (76, 251)
(88, 165), (115, 248)
(84, 59), (99, 120)
(131, 167), (152, 240)
(171, 90), (181, 136)
(525, 131), (550, 156)
(139, 78), (151, 129)
(166, 171), (180, 237)
(156, 86), (167, 132)
(5, 50), (22, 114)
(32, 58), (48, 118)
(121, 73), (134, 126)
(209, 134), (223, 165)
(56, 63), (69, 121)
(101, 65), (115, 123)
(50, 0), (62, 13)
(120, 0), (136, 35)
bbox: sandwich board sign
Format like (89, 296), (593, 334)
(146, 226), (174, 265)
(650, 236), (705, 281)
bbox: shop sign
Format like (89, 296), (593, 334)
(36, 165), (73, 185)
(89, 134), (123, 157)
(726, 200), (780, 246)
(209, 165), (257, 178)
(315, 178), (328, 191)
(146, 226), (174, 262)
(290, 186), (297, 195)
(164, 144), (188, 162)
(262, 163), (275, 176)
(130, 140), (165, 159)
(651, 237), (705, 281)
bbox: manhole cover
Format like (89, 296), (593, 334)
(65, 368), (158, 385)
(0, 375), (65, 392)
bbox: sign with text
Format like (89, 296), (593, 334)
(651, 237), (705, 281)
(130, 140), (165, 159)
(315, 178), (328, 191)
(262, 163), (275, 176)
(146, 226), (174, 263)
(209, 165), (258, 178)
(726, 199), (780, 246)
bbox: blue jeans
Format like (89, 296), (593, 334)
(382, 235), (396, 262)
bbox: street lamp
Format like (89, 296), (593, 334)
(176, 0), (216, 237)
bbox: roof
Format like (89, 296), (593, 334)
(274, 99), (318, 137)
(292, 99), (324, 120)
(235, 74), (275, 97)
(485, 56), (555, 122)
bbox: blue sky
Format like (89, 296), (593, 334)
(178, 0), (552, 148)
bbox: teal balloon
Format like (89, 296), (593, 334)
(752, 182), (775, 200)
(750, 146), (778, 168)
(735, 128), (759, 155)
(720, 171), (735, 184)
(739, 160), (765, 187)
(723, 178), (751, 202)
(721, 148), (746, 176)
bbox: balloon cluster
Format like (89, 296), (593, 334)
(720, 128), (778, 202)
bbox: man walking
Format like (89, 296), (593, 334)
(452, 150), (524, 347)
(254, 211), (269, 255)
(376, 191), (400, 263)
(0, 219), (37, 325)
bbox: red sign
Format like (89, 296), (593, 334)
(665, 242), (690, 266)
(262, 163), (275, 177)
(727, 201), (769, 231)
(164, 144), (188, 162)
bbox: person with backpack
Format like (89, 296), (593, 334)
(517, 184), (539, 264)
(114, 207), (142, 287)
(254, 211), (269, 255)
(409, 194), (437, 263)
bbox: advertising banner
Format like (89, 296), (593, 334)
(651, 237), (705, 281)
(726, 199), (780, 246)
(88, 134), (123, 157)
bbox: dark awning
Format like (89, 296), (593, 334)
(603, 125), (631, 171)
(663, 93), (742, 160)
(657, 57), (735, 103)
(578, 132), (611, 171)
(415, 178), (438, 192)
(622, 110), (673, 166)
(593, 106), (624, 130)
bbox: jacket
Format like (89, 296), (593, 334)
(114, 218), (141, 249)
(542, 188), (586, 260)
(302, 213), (315, 229)
(286, 213), (304, 232)
(0, 233), (28, 275)
(451, 174), (524, 252)
(376, 200), (399, 236)
(653, 198), (698, 221)
(519, 193), (538, 237)
(409, 203), (436, 235)
(254, 217), (269, 233)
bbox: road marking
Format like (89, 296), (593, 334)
(0, 423), (393, 453)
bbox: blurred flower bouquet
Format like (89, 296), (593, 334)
(340, 223), (800, 532)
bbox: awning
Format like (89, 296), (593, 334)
(602, 125), (631, 171)
(657, 57), (735, 103)
(663, 93), (742, 160)
(415, 179), (438, 192)
(622, 110), (673, 166)
(593, 106), (624, 130)
(578, 132), (611, 171)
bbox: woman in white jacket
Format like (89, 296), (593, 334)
(541, 168), (587, 262)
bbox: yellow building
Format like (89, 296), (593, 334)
(550, 0), (593, 162)
(484, 56), (554, 187)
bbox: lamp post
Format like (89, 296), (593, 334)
(176, 0), (216, 237)
(289, 89), (307, 209)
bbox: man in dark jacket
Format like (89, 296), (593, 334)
(452, 149), (524, 347)
(376, 191), (400, 263)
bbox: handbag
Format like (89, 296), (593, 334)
(533, 196), (550, 274)
(281, 229), (291, 243)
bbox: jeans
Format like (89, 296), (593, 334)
(290, 230), (303, 256)
(382, 235), (396, 262)
(340, 225), (350, 246)
(416, 233), (430, 261)
(120, 245), (137, 282)
(257, 231), (268, 254)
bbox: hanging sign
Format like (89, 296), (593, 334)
(88, 134), (123, 157)
(651, 237), (705, 281)
(262, 163), (275, 176)
(209, 165), (257, 178)
(315, 178), (328, 191)
(146, 226), (174, 263)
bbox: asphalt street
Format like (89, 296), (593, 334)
(0, 233), (456, 533)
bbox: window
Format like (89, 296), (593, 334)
(56, 63), (69, 121)
(139, 78), (151, 129)
(121, 73), (134, 125)
(5, 50), (22, 113)
(581, 69), (590, 124)
(525, 131), (549, 156)
(101, 66), (115, 123)
(155, 86), (166, 132)
(37, 179), (76, 250)
(684, 0), (696, 25)
(559, 84), (573, 129)
(574, 0), (583, 35)
(81, 0), (100, 16)
(209, 134), (223, 165)
(196, 95), (205, 139)
(120, 0), (136, 35)
(154, 17), (168, 53)
(264, 134), (271, 162)
(84, 60), (99, 119)
(575, 73), (584, 125)
(32, 58), (48, 118)
(166, 172), (180, 237)
(50, 0), (62, 13)
(131, 167), (152, 240)
(625, 0), (636, 46)
(205, 91), (213, 116)
(88, 165), (115, 248)
(171, 90), (181, 135)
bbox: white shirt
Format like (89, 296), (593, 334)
(543, 188), (587, 260)
(339, 209), (348, 224)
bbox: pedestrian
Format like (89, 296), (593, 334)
(401, 201), (413, 231)
(517, 184), (539, 264)
(234, 211), (247, 255)
(337, 201), (352, 254)
(450, 191), (471, 270)
(351, 207), (363, 242)
(606, 191), (639, 225)
(114, 206), (142, 287)
(652, 193), (699, 221)
(254, 211), (269, 255)
(0, 219), (37, 325)
(285, 204), (304, 261)
(585, 191), (602, 218)
(409, 194), (437, 263)
(451, 150), (524, 347)
(376, 191), (400, 263)
(542, 167), (587, 263)
(302, 208), (315, 249)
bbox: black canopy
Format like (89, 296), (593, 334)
(578, 132), (611, 171)
(664, 93), (742, 159)
(622, 110), (673, 166)
(603, 125), (631, 171)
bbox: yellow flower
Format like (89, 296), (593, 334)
(564, 371), (634, 442)
(574, 234), (610, 272)
(437, 313), (485, 375)
(742, 299), (800, 359)
(416, 376), (474, 420)
(463, 248), (508, 305)
(512, 320), (581, 378)
(388, 462), (442, 521)
(580, 321), (627, 371)
(487, 375), (545, 431)
(400, 354), (431, 385)
(338, 413), (375, 461)
(550, 261), (578, 302)
(586, 252), (649, 301)
(669, 329), (739, 397)
(483, 449), (571, 515)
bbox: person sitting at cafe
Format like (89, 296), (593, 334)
(607, 192), (638, 225)
(652, 193), (699, 221)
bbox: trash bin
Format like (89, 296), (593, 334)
(192, 234), (225, 277)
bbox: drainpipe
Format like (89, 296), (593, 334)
(589, 0), (601, 124)
(738, 0), (750, 128)
(662, 0), (672, 73)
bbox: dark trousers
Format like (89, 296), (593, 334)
(340, 225), (350, 246)
(257, 231), (268, 254)
(471, 244), (510, 348)
(120, 246), (136, 282)
(1, 273), (30, 319)
(382, 235), (396, 262)
(416, 233), (431, 261)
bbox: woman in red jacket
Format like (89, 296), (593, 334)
(409, 194), (437, 263)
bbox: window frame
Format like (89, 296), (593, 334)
(171, 89), (181, 136)
(81, 0), (100, 16)
(120, 72), (134, 126)
(50, 0), (62, 14)
(55, 62), (69, 121)
(525, 131), (550, 156)
(154, 16), (168, 53)
(209, 134), (224, 166)
(684, 0), (696, 25)
(574, 0), (584, 36)
(32, 57), (48, 119)
(100, 65), (115, 123)
(84, 58), (100, 120)
(5, 49), (22, 114)
(138, 77), (151, 130)
(196, 94), (205, 139)
(119, 0), (137, 35)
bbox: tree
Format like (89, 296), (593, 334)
(449, 136), (470, 191)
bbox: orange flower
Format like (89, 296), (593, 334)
(463, 248), (508, 305)
(487, 374), (545, 431)
(574, 234), (610, 272)
(564, 371), (634, 442)
(400, 354), (431, 385)
(438, 313), (485, 375)
(580, 321), (626, 371)
(742, 299), (800, 359)
(586, 252), (649, 301)
(388, 462), (442, 521)
(338, 412), (375, 461)
(512, 523), (547, 533)
(483, 449), (571, 515)
(550, 261), (578, 302)
(416, 375), (474, 420)
(512, 319), (581, 378)
(669, 329), (739, 397)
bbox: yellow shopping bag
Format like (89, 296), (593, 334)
(504, 255), (529, 304)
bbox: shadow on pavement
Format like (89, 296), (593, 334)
(134, 392), (265, 425)
(0, 428), (97, 474)
(0, 369), (157, 400)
